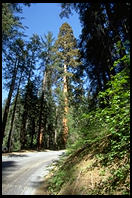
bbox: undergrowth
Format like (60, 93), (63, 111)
(47, 55), (130, 195)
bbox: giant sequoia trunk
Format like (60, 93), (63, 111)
(2, 59), (18, 144)
(62, 64), (68, 147)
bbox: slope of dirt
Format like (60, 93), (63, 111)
(35, 138), (130, 195)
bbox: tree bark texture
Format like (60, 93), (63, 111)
(7, 73), (22, 152)
(20, 72), (31, 150)
(37, 70), (47, 150)
(2, 59), (18, 144)
(62, 64), (68, 147)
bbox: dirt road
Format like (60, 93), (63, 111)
(2, 150), (65, 195)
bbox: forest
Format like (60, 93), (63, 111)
(2, 3), (130, 195)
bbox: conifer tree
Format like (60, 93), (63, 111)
(20, 79), (38, 149)
(55, 23), (80, 147)
(7, 72), (23, 152)
(20, 34), (40, 149)
(37, 32), (55, 150)
(2, 3), (30, 50)
(60, 3), (130, 99)
(2, 38), (26, 144)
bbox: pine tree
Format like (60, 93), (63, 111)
(20, 34), (40, 149)
(20, 79), (38, 149)
(37, 32), (55, 150)
(2, 3), (30, 49)
(60, 3), (130, 100)
(2, 38), (26, 144)
(55, 23), (81, 147)
(7, 72), (23, 152)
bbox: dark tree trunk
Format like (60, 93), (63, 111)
(37, 91), (44, 150)
(30, 118), (35, 148)
(62, 64), (68, 148)
(7, 73), (22, 152)
(20, 108), (28, 150)
(2, 59), (18, 144)
(20, 70), (32, 150)
(37, 70), (47, 150)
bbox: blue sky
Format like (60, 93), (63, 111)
(21, 3), (81, 40)
(2, 3), (82, 104)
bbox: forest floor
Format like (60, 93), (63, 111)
(35, 141), (130, 195)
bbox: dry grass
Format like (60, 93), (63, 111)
(34, 142), (130, 195)
(57, 154), (112, 195)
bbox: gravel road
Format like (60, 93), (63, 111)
(2, 150), (65, 195)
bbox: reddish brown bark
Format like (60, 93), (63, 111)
(38, 130), (43, 150)
(37, 71), (47, 150)
(62, 64), (68, 146)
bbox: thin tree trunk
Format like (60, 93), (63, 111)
(2, 59), (18, 144)
(20, 92), (28, 149)
(37, 70), (47, 150)
(54, 108), (58, 150)
(37, 91), (44, 150)
(62, 64), (68, 147)
(7, 73), (22, 152)
(20, 110), (27, 150)
(20, 68), (32, 150)
(30, 118), (35, 148)
(48, 124), (53, 149)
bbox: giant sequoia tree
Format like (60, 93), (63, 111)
(55, 23), (80, 147)
(60, 3), (130, 98)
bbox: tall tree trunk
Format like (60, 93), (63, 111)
(30, 118), (35, 148)
(7, 73), (22, 152)
(37, 92), (44, 150)
(2, 59), (18, 144)
(54, 108), (58, 150)
(62, 64), (68, 147)
(20, 68), (32, 150)
(20, 93), (28, 150)
(37, 70), (47, 150)
(20, 115), (27, 149)
(48, 124), (53, 149)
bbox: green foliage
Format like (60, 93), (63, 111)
(2, 3), (30, 46)
(48, 158), (76, 194)
(65, 53), (130, 196)
(98, 57), (130, 160)
(97, 160), (130, 195)
(64, 56), (130, 193)
(49, 169), (65, 193)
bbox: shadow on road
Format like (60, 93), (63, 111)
(2, 161), (18, 181)
(2, 161), (17, 170)
(9, 154), (29, 158)
(31, 180), (49, 195)
(31, 180), (44, 188)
